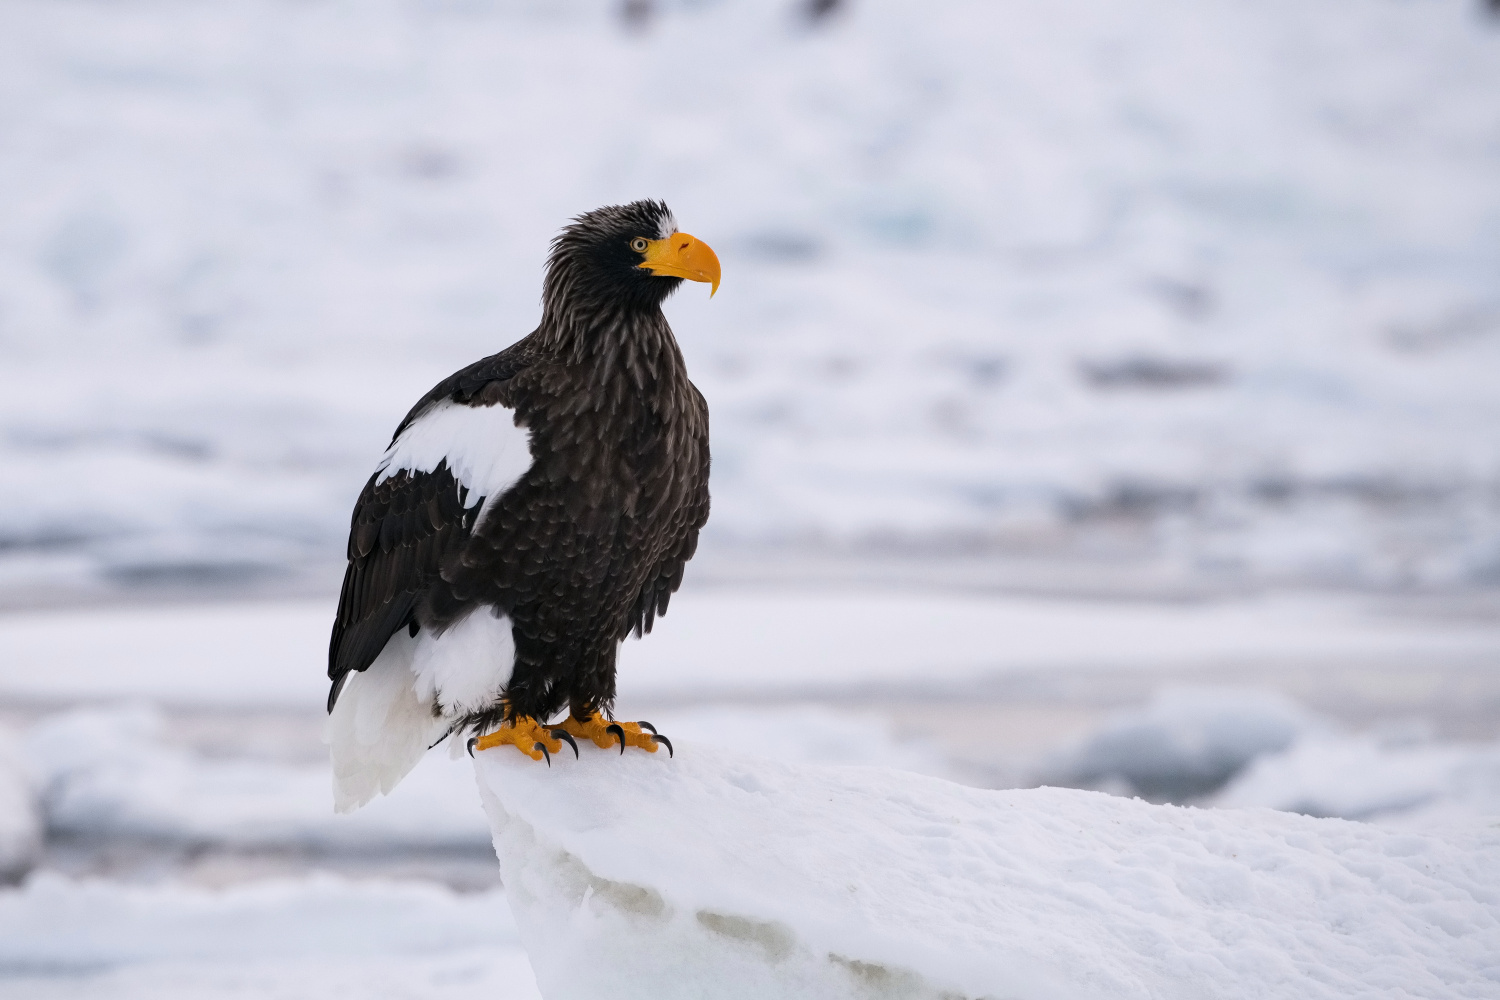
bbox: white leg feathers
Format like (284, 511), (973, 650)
(411, 607), (516, 717)
(326, 608), (518, 812)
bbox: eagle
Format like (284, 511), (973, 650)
(326, 200), (717, 811)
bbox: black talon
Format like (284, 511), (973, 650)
(535, 742), (552, 767)
(636, 721), (658, 734)
(550, 729), (580, 759)
(606, 722), (627, 753)
(651, 733), (674, 757)
(466, 737), (478, 758)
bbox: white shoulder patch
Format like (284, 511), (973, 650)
(375, 399), (533, 513)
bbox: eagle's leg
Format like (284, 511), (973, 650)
(471, 717), (578, 763)
(558, 712), (672, 757)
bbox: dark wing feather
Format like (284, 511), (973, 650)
(389, 350), (532, 439)
(326, 463), (474, 710)
(326, 345), (535, 712)
(629, 391), (711, 637)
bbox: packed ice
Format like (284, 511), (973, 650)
(26, 705), (492, 851)
(0, 728), (42, 882)
(0, 873), (517, 972)
(478, 740), (1500, 1000)
(1035, 686), (1327, 800)
(1217, 732), (1500, 831)
(1, 592), (1497, 995)
(0, 874), (542, 1000)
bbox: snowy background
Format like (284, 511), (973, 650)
(1, 0), (1499, 595)
(2, 0), (1499, 996)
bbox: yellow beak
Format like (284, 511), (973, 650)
(637, 232), (721, 297)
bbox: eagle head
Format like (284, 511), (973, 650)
(545, 200), (721, 314)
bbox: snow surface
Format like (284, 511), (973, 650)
(0, 600), (330, 707)
(8, 705), (1499, 997)
(27, 705), (492, 850)
(478, 740), (1500, 1000)
(3, 586), (1499, 995)
(1217, 732), (1500, 831)
(4, 590), (1498, 706)
(1, 950), (539, 1000)
(1036, 686), (1327, 800)
(0, 874), (541, 1000)
(0, 872), (517, 970)
(1031, 686), (1500, 828)
(0, 726), (42, 881)
(1, 0), (1499, 591)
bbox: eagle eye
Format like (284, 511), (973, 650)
(630, 237), (649, 253)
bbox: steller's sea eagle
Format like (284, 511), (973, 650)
(326, 200), (718, 811)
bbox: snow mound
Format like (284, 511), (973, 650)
(27, 706), (490, 849)
(0, 873), (516, 973)
(1216, 733), (1500, 831)
(0, 726), (42, 882)
(477, 743), (1500, 1000)
(1036, 686), (1326, 801)
(0, 948), (541, 1000)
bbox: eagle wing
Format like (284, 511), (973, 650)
(326, 349), (533, 711)
(629, 385), (711, 637)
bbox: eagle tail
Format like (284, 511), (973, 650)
(324, 629), (449, 812)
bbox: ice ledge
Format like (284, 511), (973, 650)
(476, 743), (1500, 1000)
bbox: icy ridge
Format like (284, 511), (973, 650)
(477, 742), (1500, 1000)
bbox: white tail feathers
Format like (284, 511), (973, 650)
(325, 630), (450, 813)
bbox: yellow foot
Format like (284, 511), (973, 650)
(558, 713), (673, 757)
(470, 717), (580, 764)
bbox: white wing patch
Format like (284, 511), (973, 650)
(375, 399), (533, 516)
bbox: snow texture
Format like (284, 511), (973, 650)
(0, 727), (42, 882)
(1036, 686), (1326, 800)
(0, 950), (539, 1000)
(0, 873), (518, 971)
(1217, 733), (1500, 831)
(0, 874), (542, 1000)
(28, 706), (491, 850)
(1, 0), (1499, 591)
(477, 741), (1500, 1000)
